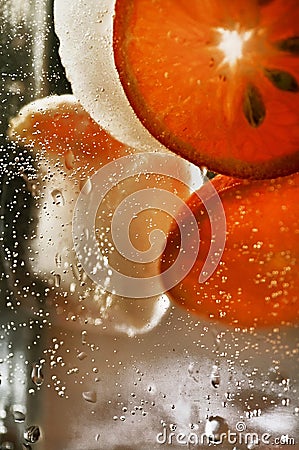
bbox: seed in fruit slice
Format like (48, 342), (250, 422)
(113, 0), (299, 179)
(160, 173), (299, 328)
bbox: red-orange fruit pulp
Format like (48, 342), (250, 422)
(114, 0), (299, 179)
(160, 173), (299, 327)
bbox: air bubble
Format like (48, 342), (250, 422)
(82, 390), (97, 403)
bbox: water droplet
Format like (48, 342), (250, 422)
(13, 410), (26, 423)
(245, 409), (261, 419)
(31, 363), (44, 387)
(268, 367), (287, 384)
(51, 189), (65, 206)
(225, 391), (233, 401)
(210, 365), (220, 388)
(188, 362), (200, 382)
(1, 442), (14, 450)
(24, 425), (40, 443)
(204, 416), (228, 444)
(55, 253), (62, 268)
(77, 352), (87, 361)
(54, 274), (61, 288)
(64, 149), (75, 170)
(72, 264), (81, 281)
(22, 444), (32, 450)
(82, 391), (97, 403)
(69, 282), (76, 293)
(200, 166), (208, 176)
(81, 330), (87, 344)
(80, 177), (92, 195)
(0, 424), (7, 434)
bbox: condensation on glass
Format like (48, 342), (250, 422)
(0, 1), (298, 450)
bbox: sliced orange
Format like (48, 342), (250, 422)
(160, 172), (299, 328)
(7, 95), (172, 335)
(113, 0), (299, 179)
(8, 95), (204, 335)
(8, 94), (127, 172)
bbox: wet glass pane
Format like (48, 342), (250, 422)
(0, 1), (298, 449)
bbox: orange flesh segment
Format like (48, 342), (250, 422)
(7, 97), (174, 334)
(114, 0), (299, 179)
(160, 173), (299, 328)
(8, 95), (127, 168)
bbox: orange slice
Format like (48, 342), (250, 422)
(113, 0), (299, 179)
(160, 172), (299, 328)
(8, 95), (172, 335)
(8, 94), (127, 172)
(8, 95), (203, 335)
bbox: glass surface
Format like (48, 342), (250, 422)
(0, 1), (298, 450)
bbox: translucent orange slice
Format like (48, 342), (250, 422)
(113, 0), (299, 179)
(8, 94), (127, 172)
(7, 95), (202, 335)
(160, 172), (299, 327)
